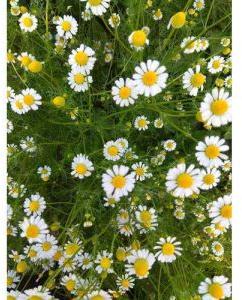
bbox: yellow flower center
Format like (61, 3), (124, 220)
(21, 56), (32, 67)
(112, 175), (126, 188)
(22, 17), (33, 27)
(140, 210), (152, 227)
(135, 167), (144, 176)
(116, 248), (126, 261)
(196, 1), (204, 8)
(131, 30), (147, 47)
(26, 224), (40, 238)
(119, 86), (131, 99)
(177, 173), (194, 188)
(142, 71), (157, 86)
(107, 146), (119, 156)
(107, 197), (116, 205)
(90, 296), (104, 300)
(53, 250), (62, 261)
(23, 95), (35, 106)
(187, 41), (196, 49)
(203, 174), (215, 185)
(28, 296), (43, 300)
(211, 99), (229, 115)
(208, 283), (224, 299)
(65, 243), (80, 256)
(61, 20), (72, 31)
(190, 73), (206, 88)
(75, 163), (87, 175)
(28, 249), (37, 258)
(100, 257), (111, 269)
(212, 60), (221, 69)
(215, 244), (223, 252)
(29, 200), (40, 212)
(220, 204), (232, 219)
(171, 12), (186, 28)
(7, 52), (15, 62)
(52, 96), (65, 107)
(75, 51), (89, 66)
(28, 60), (42, 73)
(74, 74), (85, 84)
(42, 242), (52, 251)
(162, 243), (175, 255)
(88, 0), (102, 6)
(7, 296), (16, 300)
(7, 277), (13, 286)
(66, 279), (76, 291)
(134, 258), (149, 277)
(15, 100), (24, 109)
(83, 258), (90, 265)
(205, 145), (220, 159)
(121, 279), (130, 288)
(17, 260), (28, 273)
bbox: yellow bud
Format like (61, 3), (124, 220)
(50, 221), (60, 232)
(215, 78), (224, 87)
(16, 261), (28, 273)
(116, 247), (126, 261)
(222, 47), (231, 55)
(52, 96), (65, 108)
(170, 12), (186, 29)
(28, 60), (43, 73)
(20, 6), (28, 13)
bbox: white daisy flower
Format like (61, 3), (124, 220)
(7, 290), (22, 299)
(21, 88), (42, 111)
(116, 137), (129, 152)
(84, 290), (112, 300)
(24, 245), (39, 262)
(198, 275), (231, 299)
(125, 249), (155, 279)
(163, 139), (177, 152)
(68, 44), (96, 73)
(117, 209), (130, 225)
(135, 205), (158, 233)
(133, 60), (168, 97)
(7, 225), (18, 236)
(18, 286), (52, 300)
(103, 195), (120, 207)
(19, 13), (38, 32)
(7, 270), (20, 289)
(132, 162), (152, 181)
(108, 13), (121, 28)
(23, 193), (46, 216)
(197, 38), (210, 51)
(103, 140), (124, 161)
(81, 9), (93, 21)
(208, 56), (225, 74)
(111, 78), (138, 107)
(8, 182), (27, 198)
(10, 94), (28, 114)
(195, 136), (229, 168)
(17, 52), (35, 70)
(211, 241), (224, 257)
(56, 15), (78, 39)
(64, 239), (83, 258)
(20, 136), (37, 153)
(7, 86), (15, 102)
(128, 29), (149, 51)
(7, 119), (14, 133)
(71, 154), (94, 179)
(116, 274), (135, 292)
(95, 250), (114, 274)
(224, 75), (232, 89)
(199, 88), (232, 127)
(183, 65), (206, 96)
(134, 115), (150, 131)
(153, 9), (163, 21)
(7, 204), (13, 221)
(81, 0), (111, 16)
(200, 168), (221, 190)
(154, 118), (164, 128)
(102, 165), (136, 198)
(19, 216), (49, 243)
(61, 274), (78, 293)
(166, 163), (201, 198)
(37, 165), (52, 181)
(35, 234), (58, 259)
(68, 69), (93, 92)
(79, 252), (93, 270)
(222, 160), (231, 172)
(154, 236), (183, 263)
(180, 36), (199, 54)
(193, 0), (205, 11)
(209, 194), (232, 229)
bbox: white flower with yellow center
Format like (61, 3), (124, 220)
(166, 163), (201, 198)
(108, 13), (121, 28)
(23, 193), (46, 216)
(198, 276), (231, 300)
(81, 0), (111, 16)
(58, 256), (78, 273)
(10, 94), (28, 114)
(7, 119), (14, 134)
(71, 154), (94, 179)
(133, 60), (168, 97)
(208, 56), (225, 74)
(209, 194), (232, 229)
(19, 13), (38, 32)
(200, 168), (221, 190)
(116, 274), (135, 292)
(193, 0), (205, 11)
(163, 139), (177, 152)
(153, 9), (163, 21)
(36, 234), (58, 259)
(128, 29), (149, 51)
(135, 205), (158, 233)
(79, 252), (93, 270)
(20, 136), (37, 153)
(200, 88), (232, 127)
(7, 290), (22, 300)
(82, 9), (93, 21)
(134, 115), (150, 131)
(154, 236), (182, 263)
(37, 165), (52, 181)
(61, 274), (78, 293)
(19, 286), (52, 300)
(84, 290), (112, 300)
(211, 241), (224, 257)
(64, 239), (83, 258)
(154, 118), (164, 128)
(103, 140), (124, 161)
(112, 78), (138, 107)
(103, 195), (120, 207)
(68, 44), (96, 73)
(183, 65), (206, 96)
(56, 15), (78, 39)
(68, 69), (93, 92)
(117, 209), (130, 225)
(132, 162), (151, 181)
(102, 165), (136, 198)
(181, 36), (199, 54)
(7, 204), (13, 221)
(24, 245), (39, 262)
(167, 11), (186, 29)
(195, 136), (229, 168)
(116, 137), (129, 152)
(95, 250), (114, 274)
(224, 75), (232, 89)
(125, 249), (155, 279)
(197, 38), (209, 51)
(21, 88), (42, 111)
(7, 270), (20, 289)
(17, 52), (35, 70)
(222, 160), (231, 172)
(20, 216), (49, 243)
(7, 86), (15, 102)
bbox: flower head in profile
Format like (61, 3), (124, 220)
(71, 154), (94, 179)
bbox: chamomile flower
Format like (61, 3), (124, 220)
(103, 140), (123, 161)
(7, 290), (22, 299)
(116, 138), (129, 152)
(134, 115), (150, 131)
(20, 216), (49, 243)
(133, 60), (168, 97)
(7, 119), (14, 133)
(108, 13), (120, 28)
(195, 136), (229, 168)
(9, 250), (25, 263)
(135, 205), (158, 233)
(154, 118), (164, 128)
(117, 209), (130, 224)
(153, 9), (163, 21)
(211, 241), (224, 257)
(10, 94), (28, 114)
(81, 0), (111, 16)
(198, 276), (231, 299)
(183, 65), (206, 96)
(111, 78), (138, 107)
(128, 29), (149, 51)
(181, 36), (199, 54)
(209, 194), (232, 229)
(7, 204), (13, 221)
(8, 182), (26, 198)
(197, 38), (210, 51)
(19, 13), (38, 32)
(126, 249), (155, 279)
(35, 234), (58, 259)
(102, 165), (136, 198)
(116, 274), (135, 292)
(37, 165), (52, 181)
(23, 193), (46, 216)
(7, 270), (20, 289)
(71, 154), (94, 179)
(68, 69), (93, 92)
(166, 163), (201, 197)
(61, 274), (78, 293)
(168, 12), (186, 29)
(222, 160), (231, 172)
(132, 162), (151, 181)
(19, 286), (52, 300)
(163, 139), (177, 152)
(56, 15), (78, 39)
(208, 56), (225, 74)
(7, 86), (15, 102)
(95, 251), (114, 274)
(20, 136), (37, 153)
(193, 0), (205, 11)
(24, 245), (39, 262)
(64, 239), (83, 258)
(68, 44), (96, 73)
(103, 195), (120, 207)
(7, 49), (17, 63)
(224, 75), (232, 89)
(200, 168), (221, 190)
(79, 252), (93, 270)
(154, 237), (182, 263)
(21, 88), (42, 111)
(82, 9), (92, 21)
(199, 88), (232, 127)
(17, 52), (35, 70)
(84, 290), (112, 300)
